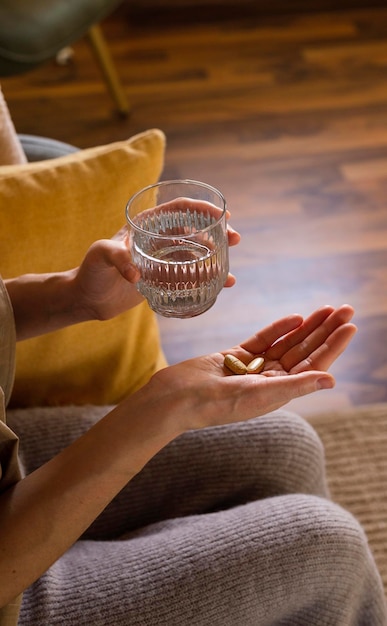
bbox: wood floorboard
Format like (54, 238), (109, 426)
(1, 0), (387, 416)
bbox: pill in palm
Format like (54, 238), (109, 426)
(224, 354), (247, 375)
(246, 356), (265, 374)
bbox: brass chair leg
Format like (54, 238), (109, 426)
(87, 23), (130, 116)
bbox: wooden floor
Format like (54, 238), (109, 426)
(2, 0), (387, 416)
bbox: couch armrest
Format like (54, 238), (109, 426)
(18, 134), (78, 161)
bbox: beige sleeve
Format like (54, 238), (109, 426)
(0, 85), (27, 165)
(0, 280), (23, 623)
(0, 276), (22, 488)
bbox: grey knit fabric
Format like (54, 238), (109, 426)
(6, 407), (387, 626)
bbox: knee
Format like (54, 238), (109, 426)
(240, 494), (386, 623)
(288, 494), (368, 554)
(205, 410), (327, 497)
(276, 494), (379, 587)
(246, 410), (328, 497)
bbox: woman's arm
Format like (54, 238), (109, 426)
(0, 305), (356, 607)
(0, 384), (183, 608)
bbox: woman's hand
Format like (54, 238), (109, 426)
(74, 216), (241, 320)
(6, 218), (240, 338)
(71, 227), (144, 321)
(148, 305), (357, 431)
(234, 303), (356, 377)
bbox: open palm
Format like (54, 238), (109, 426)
(151, 304), (356, 431)
(225, 304), (356, 378)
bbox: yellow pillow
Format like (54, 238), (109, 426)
(0, 129), (168, 408)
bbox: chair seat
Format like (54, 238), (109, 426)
(0, 0), (123, 76)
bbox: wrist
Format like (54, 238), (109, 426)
(137, 369), (199, 434)
(5, 270), (82, 340)
(101, 380), (188, 479)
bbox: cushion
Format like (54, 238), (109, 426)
(0, 128), (168, 407)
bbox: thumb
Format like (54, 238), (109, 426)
(93, 240), (141, 283)
(256, 371), (335, 407)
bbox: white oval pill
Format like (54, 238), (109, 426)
(246, 356), (265, 374)
(224, 354), (247, 375)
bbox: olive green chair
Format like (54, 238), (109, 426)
(0, 0), (129, 114)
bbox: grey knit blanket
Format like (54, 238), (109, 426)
(6, 406), (387, 626)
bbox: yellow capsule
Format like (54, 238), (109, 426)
(224, 354), (247, 375)
(246, 356), (265, 374)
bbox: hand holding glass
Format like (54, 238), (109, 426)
(126, 180), (229, 318)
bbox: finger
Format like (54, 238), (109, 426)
(290, 323), (357, 374)
(267, 305), (334, 361)
(89, 240), (140, 283)
(227, 225), (241, 247)
(282, 305), (355, 370)
(270, 304), (355, 370)
(236, 314), (304, 358)
(224, 273), (236, 287)
(139, 198), (225, 221)
(235, 370), (336, 416)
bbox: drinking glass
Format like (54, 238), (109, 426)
(126, 179), (229, 318)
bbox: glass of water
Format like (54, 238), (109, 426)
(126, 179), (229, 318)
